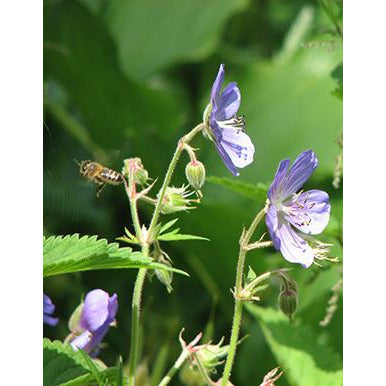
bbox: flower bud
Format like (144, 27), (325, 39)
(122, 158), (149, 185)
(180, 363), (203, 385)
(155, 259), (173, 293)
(152, 246), (173, 293)
(68, 303), (83, 332)
(195, 339), (229, 372)
(159, 185), (198, 214)
(185, 160), (206, 190)
(278, 284), (298, 322)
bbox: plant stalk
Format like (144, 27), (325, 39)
(220, 205), (268, 386)
(127, 123), (204, 385)
(148, 123), (204, 238)
(158, 348), (190, 386)
(127, 252), (148, 386)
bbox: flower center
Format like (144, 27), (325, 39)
(282, 191), (316, 228)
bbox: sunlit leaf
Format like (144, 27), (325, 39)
(43, 338), (118, 386)
(44, 0), (184, 149)
(105, 0), (247, 79)
(43, 234), (189, 276)
(206, 176), (268, 202)
(246, 305), (343, 386)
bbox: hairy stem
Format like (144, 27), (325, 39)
(158, 348), (190, 386)
(220, 205), (268, 386)
(148, 123), (204, 237)
(127, 123), (204, 385)
(128, 254), (148, 386)
(125, 178), (142, 239)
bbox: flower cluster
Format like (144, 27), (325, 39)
(203, 65), (332, 268)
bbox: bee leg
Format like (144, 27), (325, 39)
(96, 183), (106, 197)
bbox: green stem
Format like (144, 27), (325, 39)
(150, 343), (169, 386)
(127, 123), (204, 386)
(243, 271), (272, 294)
(148, 123), (204, 238)
(123, 177), (142, 239)
(220, 205), (267, 386)
(128, 256), (148, 386)
(129, 197), (142, 240)
(158, 347), (190, 386)
(125, 174), (147, 386)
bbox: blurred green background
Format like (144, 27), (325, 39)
(43, 0), (343, 385)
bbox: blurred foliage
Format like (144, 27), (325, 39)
(43, 0), (343, 385)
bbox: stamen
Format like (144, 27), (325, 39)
(217, 115), (245, 130)
(282, 191), (318, 229)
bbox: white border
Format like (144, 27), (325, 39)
(0, 1), (42, 382)
(2, 0), (385, 383)
(344, 1), (386, 384)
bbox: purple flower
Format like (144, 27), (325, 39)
(69, 289), (118, 356)
(266, 150), (331, 268)
(43, 293), (59, 326)
(203, 64), (255, 176)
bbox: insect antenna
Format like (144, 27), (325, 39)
(73, 158), (81, 167)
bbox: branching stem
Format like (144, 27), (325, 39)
(220, 203), (269, 386)
(127, 123), (204, 386)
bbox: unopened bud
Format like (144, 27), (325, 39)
(153, 248), (173, 293)
(155, 259), (173, 293)
(195, 338), (229, 371)
(180, 364), (203, 385)
(185, 160), (206, 190)
(278, 283), (298, 322)
(159, 185), (198, 214)
(68, 303), (83, 333)
(122, 158), (149, 185)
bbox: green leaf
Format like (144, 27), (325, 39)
(319, 0), (343, 37)
(206, 176), (268, 202)
(159, 218), (179, 234)
(75, 350), (104, 385)
(43, 338), (117, 386)
(105, 0), (247, 80)
(43, 338), (89, 385)
(44, 0), (184, 149)
(275, 5), (315, 64)
(156, 219), (209, 242)
(209, 44), (343, 182)
(43, 234), (189, 277)
(246, 266), (257, 284)
(246, 305), (343, 386)
(297, 268), (341, 313)
(60, 369), (117, 386)
(331, 63), (343, 100)
(157, 232), (209, 242)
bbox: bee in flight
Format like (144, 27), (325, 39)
(77, 160), (123, 197)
